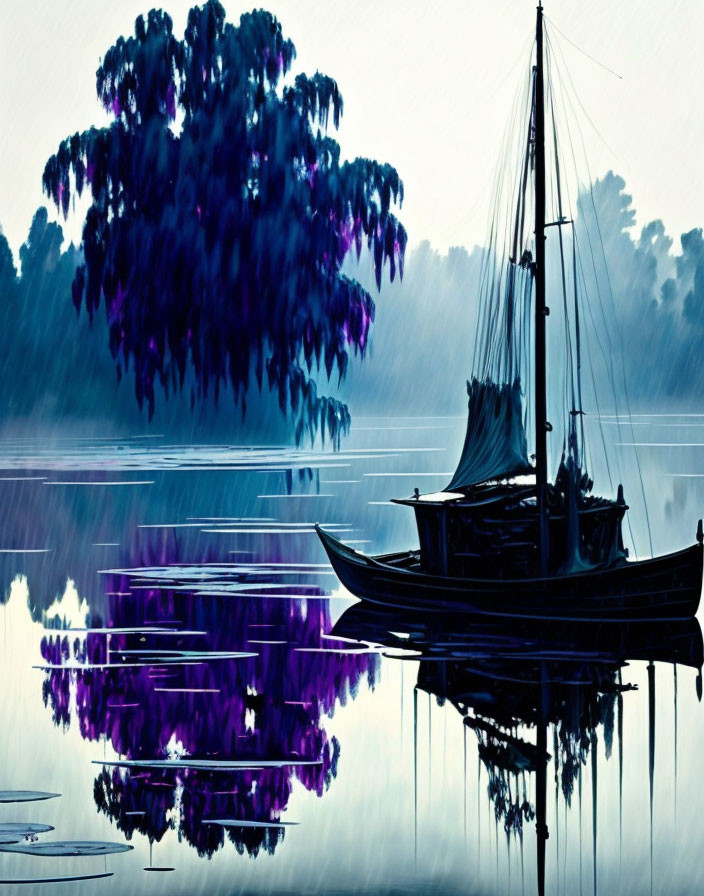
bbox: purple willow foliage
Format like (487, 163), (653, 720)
(42, 2), (406, 447)
(41, 559), (378, 858)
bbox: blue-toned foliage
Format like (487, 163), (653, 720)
(43, 2), (405, 446)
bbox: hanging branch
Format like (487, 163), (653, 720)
(43, 2), (406, 446)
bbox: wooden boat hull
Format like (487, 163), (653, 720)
(316, 525), (703, 620)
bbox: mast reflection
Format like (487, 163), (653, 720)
(334, 604), (703, 895)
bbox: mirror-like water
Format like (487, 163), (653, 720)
(0, 416), (703, 895)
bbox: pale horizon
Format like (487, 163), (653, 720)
(2, 0), (703, 262)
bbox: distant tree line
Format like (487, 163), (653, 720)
(349, 171), (704, 417)
(1, 170), (703, 436)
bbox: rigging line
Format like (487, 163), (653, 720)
(545, 83), (569, 435)
(574, 236), (625, 526)
(552, 119), (583, 437)
(499, 187), (515, 382)
(516, 67), (537, 266)
(474, 215), (495, 374)
(515, 61), (536, 388)
(543, 14), (623, 81)
(511, 71), (535, 271)
(574, 231), (614, 490)
(484, 225), (502, 374)
(589, 189), (653, 557)
(572, 223), (586, 451)
(546, 41), (575, 448)
(546, 56), (576, 448)
(493, 268), (508, 379)
(479, 61), (532, 382)
(439, 38), (538, 244)
(548, 46), (596, 476)
(573, 256), (620, 493)
(582, 174), (654, 554)
(550, 46), (627, 477)
(464, 32), (537, 118)
(589, 195), (654, 554)
(504, 97), (527, 270)
(505, 106), (529, 386)
(524, 272), (533, 437)
(547, 51), (577, 430)
(495, 62), (532, 246)
(544, 21), (622, 163)
(431, 29), (533, 154)
(471, 69), (520, 378)
(558, 150), (586, 469)
(479, 215), (501, 377)
(551, 32), (652, 553)
(477, 65), (527, 378)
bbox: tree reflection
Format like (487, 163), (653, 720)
(40, 550), (378, 858)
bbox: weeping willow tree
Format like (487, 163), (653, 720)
(43, 2), (406, 445)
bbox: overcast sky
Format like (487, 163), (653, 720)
(1, 0), (702, 259)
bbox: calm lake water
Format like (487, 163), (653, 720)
(1, 414), (703, 895)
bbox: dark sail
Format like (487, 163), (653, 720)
(448, 59), (539, 492)
(447, 377), (532, 491)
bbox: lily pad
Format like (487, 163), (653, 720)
(0, 872), (113, 884)
(0, 841), (133, 857)
(0, 823), (54, 845)
(205, 818), (298, 829)
(94, 758), (321, 771)
(0, 792), (60, 804)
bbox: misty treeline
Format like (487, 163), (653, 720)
(0, 208), (294, 439)
(348, 170), (704, 418)
(0, 170), (701, 435)
(577, 172), (704, 404)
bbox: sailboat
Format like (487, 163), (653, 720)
(317, 4), (704, 620)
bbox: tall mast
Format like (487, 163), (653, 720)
(534, 2), (548, 576)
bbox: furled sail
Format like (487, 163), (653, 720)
(450, 62), (539, 493)
(447, 377), (533, 491)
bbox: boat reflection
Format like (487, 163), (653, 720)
(40, 549), (378, 859)
(334, 603), (703, 896)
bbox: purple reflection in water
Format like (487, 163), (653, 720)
(41, 547), (378, 857)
